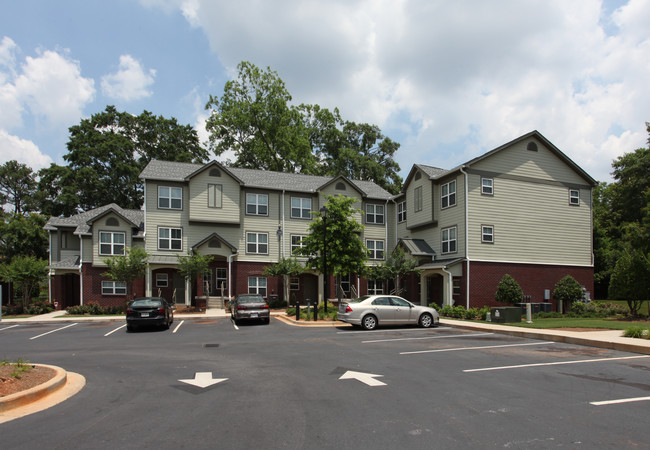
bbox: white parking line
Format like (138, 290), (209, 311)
(363, 332), (493, 343)
(0, 325), (20, 331)
(464, 355), (650, 373)
(401, 341), (553, 355)
(173, 320), (184, 333)
(30, 323), (78, 340)
(104, 324), (126, 336)
(232, 321), (239, 330)
(591, 396), (650, 406)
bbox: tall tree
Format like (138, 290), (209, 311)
(206, 61), (403, 193)
(205, 61), (316, 174)
(38, 105), (208, 213)
(0, 256), (49, 310)
(0, 213), (48, 261)
(0, 160), (38, 215)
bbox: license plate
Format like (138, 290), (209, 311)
(251, 313), (259, 318)
(140, 312), (149, 317)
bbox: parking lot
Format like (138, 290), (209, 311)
(1, 318), (649, 449)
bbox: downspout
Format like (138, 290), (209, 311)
(459, 166), (470, 309)
(228, 252), (239, 300)
(281, 190), (285, 258)
(79, 236), (84, 306)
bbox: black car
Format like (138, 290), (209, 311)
(126, 297), (174, 331)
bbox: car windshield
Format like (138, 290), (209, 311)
(131, 298), (162, 308)
(238, 295), (264, 304)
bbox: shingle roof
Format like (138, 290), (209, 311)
(140, 160), (393, 200)
(45, 203), (144, 236)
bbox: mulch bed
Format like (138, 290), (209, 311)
(0, 365), (56, 397)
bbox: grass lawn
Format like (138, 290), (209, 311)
(507, 317), (649, 330)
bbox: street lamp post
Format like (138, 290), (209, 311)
(320, 205), (329, 317)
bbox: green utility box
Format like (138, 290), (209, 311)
(490, 307), (522, 323)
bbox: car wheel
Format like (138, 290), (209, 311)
(264, 317), (270, 324)
(418, 313), (433, 328)
(126, 324), (134, 332)
(361, 314), (378, 330)
(164, 316), (170, 330)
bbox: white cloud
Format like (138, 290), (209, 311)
(152, 0), (648, 182)
(101, 54), (156, 101)
(0, 129), (52, 170)
(0, 40), (95, 130)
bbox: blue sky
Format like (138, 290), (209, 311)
(1, 0), (649, 184)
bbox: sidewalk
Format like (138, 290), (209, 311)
(2, 311), (649, 355)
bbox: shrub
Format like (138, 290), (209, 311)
(553, 275), (584, 311)
(24, 300), (54, 315)
(495, 274), (524, 305)
(65, 302), (126, 315)
(622, 326), (649, 339)
(269, 298), (287, 309)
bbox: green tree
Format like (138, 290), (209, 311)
(0, 213), (48, 261)
(608, 249), (650, 317)
(38, 105), (208, 213)
(495, 274), (524, 305)
(205, 61), (316, 174)
(553, 275), (584, 313)
(296, 195), (367, 304)
(205, 61), (403, 194)
(0, 256), (49, 309)
(176, 251), (213, 304)
(0, 160), (38, 215)
(263, 257), (305, 305)
(367, 245), (419, 296)
(102, 247), (149, 298)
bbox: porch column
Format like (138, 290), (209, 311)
(318, 273), (324, 305)
(146, 266), (152, 297)
(419, 272), (427, 306)
(442, 272), (451, 307)
(185, 278), (191, 306)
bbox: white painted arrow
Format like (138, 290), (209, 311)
(339, 370), (386, 386)
(178, 372), (228, 388)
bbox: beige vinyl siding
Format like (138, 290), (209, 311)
(188, 169), (241, 223)
(467, 174), (592, 265)
(144, 181), (189, 257)
(186, 223), (241, 258)
(91, 213), (137, 266)
(472, 138), (589, 186)
(434, 175), (466, 258)
(405, 175), (434, 229)
(81, 235), (93, 263)
(320, 182), (363, 224)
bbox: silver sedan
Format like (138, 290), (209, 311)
(337, 295), (440, 330)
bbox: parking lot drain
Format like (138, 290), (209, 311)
(204, 343), (220, 348)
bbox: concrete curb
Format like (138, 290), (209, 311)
(0, 364), (67, 412)
(274, 314), (348, 327)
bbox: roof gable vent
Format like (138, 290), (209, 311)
(527, 142), (538, 152)
(209, 168), (222, 177)
(106, 217), (119, 227)
(335, 181), (346, 191)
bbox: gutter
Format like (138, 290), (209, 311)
(459, 165), (470, 309)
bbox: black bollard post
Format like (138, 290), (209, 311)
(296, 299), (300, 321)
(313, 301), (318, 322)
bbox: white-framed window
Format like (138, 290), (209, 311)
(453, 278), (461, 295)
(481, 178), (493, 195)
(159, 227), (182, 250)
(246, 193), (268, 215)
(247, 232), (268, 254)
(291, 235), (306, 254)
(368, 279), (384, 295)
(367, 239), (385, 260)
(156, 273), (168, 287)
(291, 197), (311, 219)
(481, 225), (494, 243)
(398, 201), (406, 222)
(158, 186), (182, 210)
(208, 184), (223, 208)
(441, 181), (456, 208)
(569, 189), (580, 206)
(414, 186), (423, 212)
(442, 226), (457, 254)
(290, 277), (300, 291)
(99, 231), (125, 255)
(366, 204), (385, 224)
(248, 276), (267, 296)
(102, 280), (126, 295)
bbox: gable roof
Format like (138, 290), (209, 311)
(140, 160), (392, 200)
(404, 131), (596, 187)
(45, 203), (144, 237)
